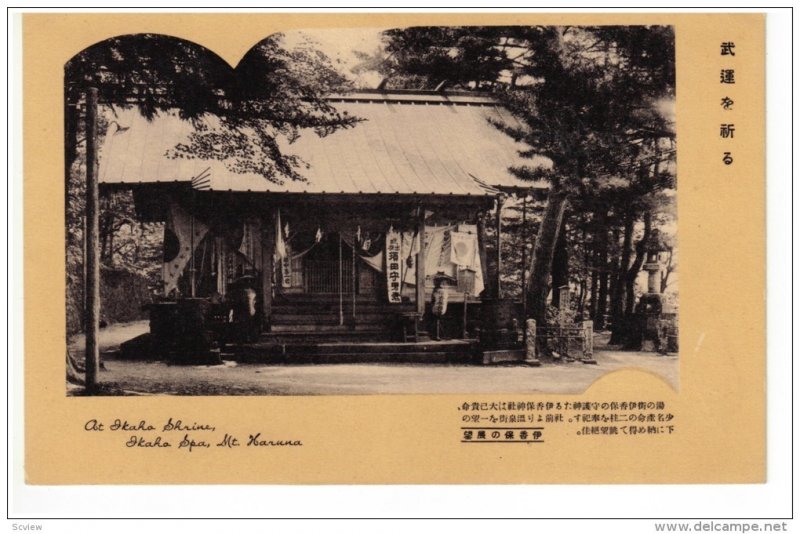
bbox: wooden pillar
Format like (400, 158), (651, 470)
(261, 209), (275, 330)
(415, 206), (426, 315)
(476, 210), (491, 298)
(82, 214), (87, 327)
(351, 231), (357, 324)
(521, 194), (528, 319)
(84, 87), (100, 392)
(189, 192), (196, 297)
(253, 217), (268, 322)
(495, 194), (505, 299)
(338, 235), (344, 326)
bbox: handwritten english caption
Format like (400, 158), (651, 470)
(84, 418), (302, 451)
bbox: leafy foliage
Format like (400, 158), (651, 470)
(66, 33), (361, 184)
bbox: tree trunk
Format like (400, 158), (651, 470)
(84, 87), (101, 392)
(589, 254), (598, 320)
(108, 214), (115, 266)
(660, 248), (674, 293)
(594, 211), (609, 330)
(577, 226), (589, 320)
(596, 265), (609, 329)
(551, 215), (569, 307)
(624, 212), (652, 315)
(607, 228), (620, 317)
(623, 144), (660, 313)
(609, 215), (633, 343)
(525, 189), (568, 324)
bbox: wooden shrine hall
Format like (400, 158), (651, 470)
(98, 89), (549, 362)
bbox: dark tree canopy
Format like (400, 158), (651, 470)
(65, 33), (360, 183)
(365, 25), (677, 330)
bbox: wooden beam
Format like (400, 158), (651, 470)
(416, 207), (426, 315)
(84, 87), (100, 392)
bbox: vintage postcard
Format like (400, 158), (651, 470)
(22, 12), (764, 484)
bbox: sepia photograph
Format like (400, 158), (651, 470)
(64, 25), (678, 396)
(13, 7), (785, 519)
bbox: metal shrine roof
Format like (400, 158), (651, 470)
(98, 90), (550, 196)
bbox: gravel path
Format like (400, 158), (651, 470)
(69, 321), (678, 396)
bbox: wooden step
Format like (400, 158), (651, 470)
(231, 340), (477, 364)
(269, 323), (395, 333)
(272, 304), (415, 315)
(287, 340), (473, 353)
(236, 352), (476, 365)
(257, 331), (395, 344)
(302, 352), (473, 364)
(233, 338), (472, 352)
(270, 312), (404, 324)
(274, 294), (409, 302)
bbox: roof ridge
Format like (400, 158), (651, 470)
(341, 88), (492, 97)
(325, 89), (499, 105)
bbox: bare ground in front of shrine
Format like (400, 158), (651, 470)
(67, 321), (679, 396)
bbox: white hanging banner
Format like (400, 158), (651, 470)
(450, 231), (476, 267)
(274, 210), (286, 262)
(161, 202), (209, 295)
(385, 227), (402, 303)
(215, 237), (227, 295)
(281, 243), (293, 288)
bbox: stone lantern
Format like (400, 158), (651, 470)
(643, 247), (662, 295)
(636, 231), (666, 352)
